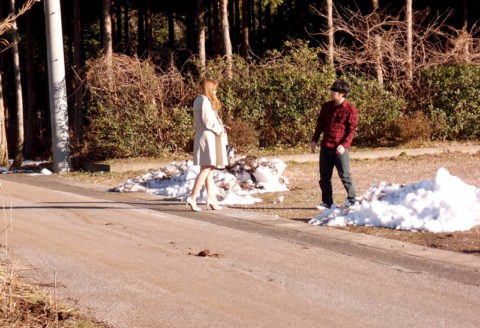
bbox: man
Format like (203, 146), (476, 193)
(310, 80), (358, 209)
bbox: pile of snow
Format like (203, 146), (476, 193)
(1, 160), (50, 174)
(113, 157), (289, 205)
(309, 168), (480, 232)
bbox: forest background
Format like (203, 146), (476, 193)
(0, 0), (479, 165)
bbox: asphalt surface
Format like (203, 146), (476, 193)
(1, 173), (480, 328)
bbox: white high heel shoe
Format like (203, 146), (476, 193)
(206, 200), (222, 210)
(186, 197), (201, 212)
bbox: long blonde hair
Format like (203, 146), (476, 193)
(199, 78), (221, 111)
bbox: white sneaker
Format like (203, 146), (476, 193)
(344, 197), (361, 207)
(316, 203), (333, 210)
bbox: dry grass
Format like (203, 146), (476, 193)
(0, 264), (106, 328)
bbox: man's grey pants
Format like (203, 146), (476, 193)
(319, 147), (356, 207)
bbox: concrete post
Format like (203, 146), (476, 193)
(44, 0), (71, 173)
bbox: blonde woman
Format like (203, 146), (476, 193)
(186, 78), (228, 212)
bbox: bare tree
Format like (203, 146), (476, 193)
(9, 0), (24, 167)
(103, 0), (113, 82)
(371, 0), (383, 86)
(0, 74), (8, 167)
(0, 0), (38, 38)
(326, 0), (334, 65)
(0, 0), (38, 166)
(219, 0), (233, 79)
(406, 0), (413, 82)
(196, 0), (206, 69)
(312, 5), (468, 92)
(25, 10), (35, 158)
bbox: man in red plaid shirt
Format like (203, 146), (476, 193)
(310, 80), (358, 210)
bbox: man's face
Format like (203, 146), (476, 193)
(331, 91), (344, 103)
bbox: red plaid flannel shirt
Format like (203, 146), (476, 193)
(311, 100), (358, 149)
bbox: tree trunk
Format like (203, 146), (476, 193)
(257, 0), (262, 51)
(327, 0), (334, 66)
(137, 2), (145, 56)
(25, 10), (35, 158)
(124, 2), (130, 53)
(145, 0), (153, 53)
(167, 3), (175, 48)
(0, 74), (8, 167)
(115, 1), (122, 48)
(406, 0), (412, 82)
(250, 0), (255, 44)
(371, 0), (383, 86)
(9, 0), (24, 167)
(73, 0), (84, 143)
(219, 0), (232, 79)
(186, 4), (197, 53)
(263, 3), (272, 30)
(196, 0), (206, 69)
(44, 0), (71, 173)
(103, 0), (113, 83)
(462, 0), (469, 60)
(212, 0), (221, 56)
(241, 0), (249, 57)
(228, 0), (235, 46)
(234, 0), (240, 47)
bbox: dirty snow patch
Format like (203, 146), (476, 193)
(309, 168), (480, 232)
(113, 157), (288, 205)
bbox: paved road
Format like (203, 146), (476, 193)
(1, 175), (480, 328)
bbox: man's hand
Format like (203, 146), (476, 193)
(310, 141), (317, 153)
(336, 145), (345, 155)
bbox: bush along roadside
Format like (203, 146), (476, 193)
(82, 44), (480, 161)
(416, 64), (480, 141)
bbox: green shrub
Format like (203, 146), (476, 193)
(347, 75), (405, 145)
(417, 64), (480, 140)
(201, 42), (406, 148)
(202, 41), (337, 147)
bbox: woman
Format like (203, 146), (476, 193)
(186, 78), (228, 212)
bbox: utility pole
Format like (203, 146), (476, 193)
(44, 0), (71, 173)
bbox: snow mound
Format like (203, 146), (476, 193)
(113, 157), (288, 205)
(309, 168), (480, 232)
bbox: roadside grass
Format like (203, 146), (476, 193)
(63, 170), (151, 187)
(0, 265), (107, 328)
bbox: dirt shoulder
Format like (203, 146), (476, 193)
(62, 151), (480, 257)
(237, 152), (480, 256)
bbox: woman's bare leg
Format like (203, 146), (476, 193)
(205, 169), (217, 203)
(189, 166), (212, 200)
